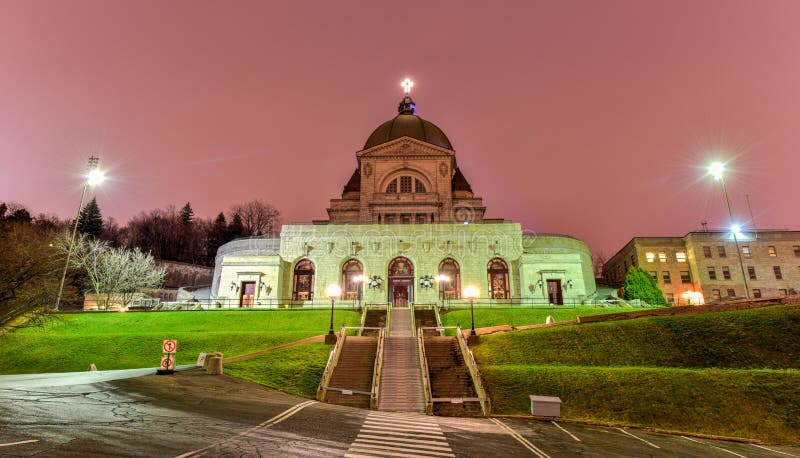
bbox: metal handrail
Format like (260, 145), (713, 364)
(316, 325), (347, 401)
(370, 327), (386, 410)
(417, 327), (434, 414)
(386, 304), (392, 337)
(455, 326), (492, 416)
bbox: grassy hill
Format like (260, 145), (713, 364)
(473, 304), (800, 444)
(0, 310), (361, 374)
(440, 306), (628, 329)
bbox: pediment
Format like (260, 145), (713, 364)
(356, 136), (455, 159)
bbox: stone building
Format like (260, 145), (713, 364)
(603, 230), (800, 304)
(212, 85), (596, 307)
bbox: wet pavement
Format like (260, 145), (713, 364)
(0, 369), (797, 457)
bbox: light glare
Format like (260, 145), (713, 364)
(708, 161), (725, 180)
(463, 285), (479, 299)
(86, 169), (105, 187)
(326, 284), (341, 299)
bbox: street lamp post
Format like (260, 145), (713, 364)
(326, 284), (341, 342)
(709, 162), (750, 299)
(435, 274), (449, 310)
(353, 275), (366, 312)
(463, 285), (479, 336)
(55, 156), (105, 311)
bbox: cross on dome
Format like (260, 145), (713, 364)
(401, 78), (414, 94)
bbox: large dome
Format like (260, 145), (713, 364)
(363, 94), (453, 150)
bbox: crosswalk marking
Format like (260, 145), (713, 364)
(346, 411), (455, 458)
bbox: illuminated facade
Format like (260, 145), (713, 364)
(212, 84), (596, 306)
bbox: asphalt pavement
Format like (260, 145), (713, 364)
(0, 369), (797, 457)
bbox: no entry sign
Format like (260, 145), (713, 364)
(162, 339), (177, 354)
(160, 356), (176, 371)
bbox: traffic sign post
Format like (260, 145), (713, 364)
(156, 339), (177, 375)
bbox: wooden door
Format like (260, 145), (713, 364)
(546, 279), (563, 305)
(240, 281), (256, 308)
(393, 285), (408, 307)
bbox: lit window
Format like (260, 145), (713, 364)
(747, 266), (757, 280)
(752, 289), (762, 298)
(680, 271), (691, 284)
(707, 267), (716, 280)
(768, 246), (777, 257)
(645, 252), (655, 263)
(676, 252), (686, 263)
(722, 266), (731, 280)
(703, 246), (712, 258)
(717, 246), (727, 258)
(658, 252), (667, 262)
(774, 266), (783, 280)
(742, 246), (751, 258)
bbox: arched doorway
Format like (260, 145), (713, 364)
(388, 257), (414, 307)
(341, 259), (364, 301)
(292, 259), (315, 301)
(487, 258), (510, 299)
(438, 258), (461, 299)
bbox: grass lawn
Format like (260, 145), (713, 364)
(472, 305), (800, 369)
(226, 342), (331, 398)
(440, 306), (632, 329)
(482, 365), (800, 445)
(0, 310), (360, 374)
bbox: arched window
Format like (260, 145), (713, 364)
(487, 258), (509, 299)
(341, 259), (364, 301)
(292, 259), (315, 300)
(438, 258), (461, 299)
(385, 176), (427, 194)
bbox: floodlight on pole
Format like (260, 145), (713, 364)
(55, 156), (104, 311)
(463, 285), (479, 336)
(435, 274), (449, 309)
(706, 160), (750, 299)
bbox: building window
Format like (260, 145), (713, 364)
(658, 251), (667, 262)
(662, 271), (671, 284)
(742, 246), (751, 258)
(487, 258), (510, 299)
(646, 252), (655, 263)
(707, 267), (716, 280)
(703, 246), (712, 258)
(727, 288), (736, 298)
(722, 266), (731, 280)
(774, 266), (783, 280)
(752, 289), (762, 298)
(341, 259), (364, 301)
(438, 258), (461, 299)
(386, 181), (397, 193)
(666, 293), (675, 304)
(630, 255), (636, 267)
(415, 179), (426, 193)
(415, 213), (427, 224)
(649, 271), (658, 282)
(292, 259), (315, 301)
(712, 289), (721, 300)
(717, 246), (727, 258)
(794, 246), (800, 257)
(779, 288), (788, 296)
(399, 176), (413, 193)
(768, 246), (777, 257)
(386, 176), (426, 194)
(680, 271), (691, 284)
(400, 213), (412, 224)
(676, 252), (687, 263)
(384, 214), (396, 224)
(747, 266), (757, 280)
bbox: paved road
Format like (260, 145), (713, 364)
(0, 369), (797, 457)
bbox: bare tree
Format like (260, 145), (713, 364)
(593, 251), (607, 279)
(231, 200), (281, 237)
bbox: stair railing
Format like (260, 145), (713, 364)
(386, 303), (392, 337)
(316, 325), (347, 401)
(417, 328), (434, 414)
(358, 304), (369, 335)
(370, 327), (386, 410)
(455, 326), (492, 416)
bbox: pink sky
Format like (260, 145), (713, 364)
(2, 0), (799, 256)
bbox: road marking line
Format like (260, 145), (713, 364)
(616, 427), (660, 449)
(355, 438), (454, 452)
(363, 419), (443, 430)
(682, 436), (746, 457)
(490, 418), (550, 458)
(174, 400), (317, 458)
(551, 421), (580, 442)
(348, 443), (455, 457)
(358, 434), (450, 446)
(361, 425), (445, 435)
(346, 411), (455, 458)
(0, 440), (38, 448)
(752, 444), (798, 457)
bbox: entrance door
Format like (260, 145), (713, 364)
(393, 285), (409, 307)
(240, 281), (256, 307)
(546, 279), (563, 305)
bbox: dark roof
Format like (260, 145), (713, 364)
(451, 167), (472, 192)
(343, 168), (360, 194)
(363, 95), (453, 150)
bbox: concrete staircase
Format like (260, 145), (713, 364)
(377, 308), (426, 412)
(324, 336), (377, 409)
(423, 336), (483, 416)
(361, 309), (386, 337)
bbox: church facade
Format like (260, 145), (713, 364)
(211, 85), (596, 307)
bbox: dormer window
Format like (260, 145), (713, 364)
(386, 176), (426, 194)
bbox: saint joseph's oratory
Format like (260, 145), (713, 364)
(212, 82), (596, 307)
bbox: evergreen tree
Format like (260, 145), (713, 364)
(623, 266), (667, 306)
(205, 212), (228, 262)
(227, 212), (245, 239)
(179, 202), (194, 225)
(77, 198), (103, 236)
